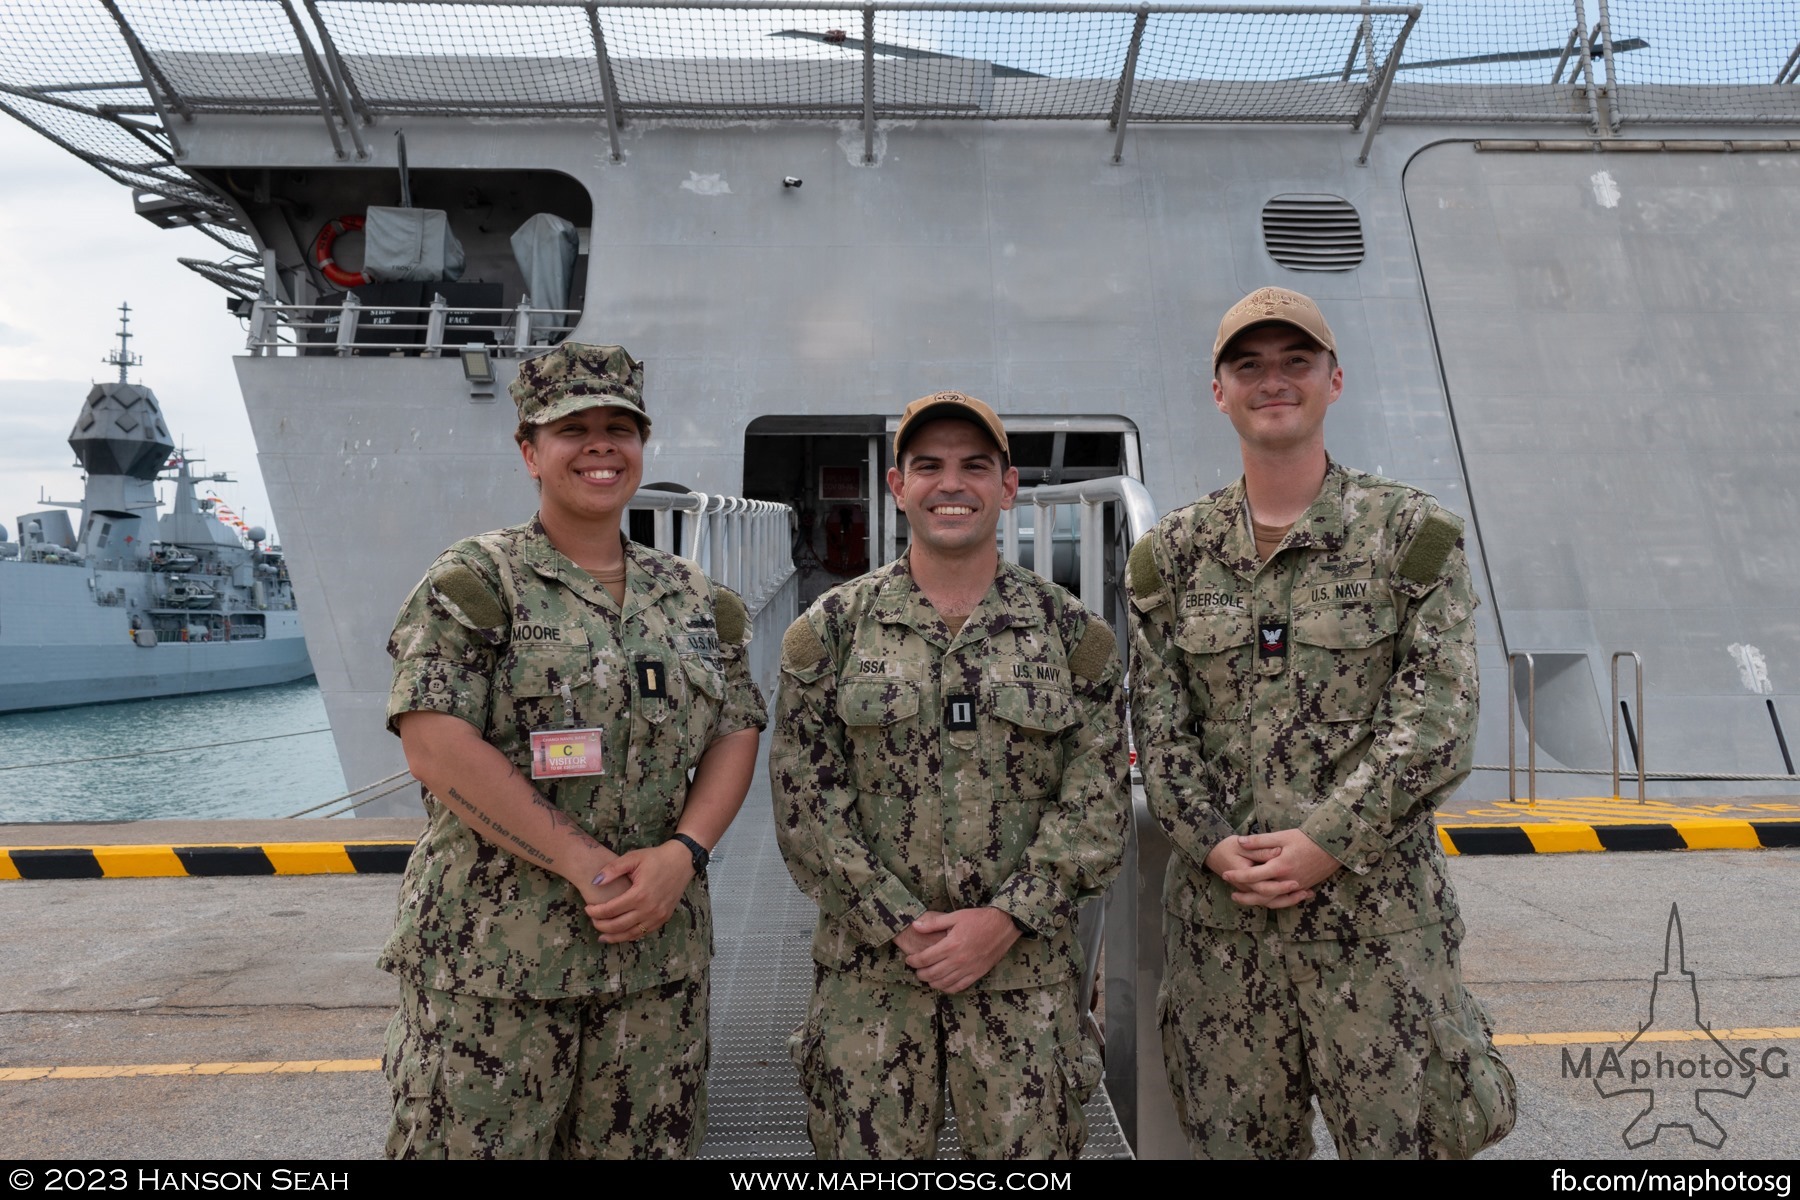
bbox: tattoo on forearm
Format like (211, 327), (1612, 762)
(445, 786), (555, 867)
(543, 803), (604, 851)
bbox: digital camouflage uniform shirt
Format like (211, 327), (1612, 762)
(1127, 461), (1478, 940)
(772, 554), (1129, 988)
(382, 518), (767, 999)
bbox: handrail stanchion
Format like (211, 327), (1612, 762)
(1508, 651), (1537, 805)
(1611, 650), (1645, 803)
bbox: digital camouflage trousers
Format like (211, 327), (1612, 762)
(791, 968), (1103, 1159)
(384, 973), (708, 1159)
(1159, 918), (1515, 1159)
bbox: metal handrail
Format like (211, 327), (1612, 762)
(1507, 651), (1536, 804)
(247, 296), (580, 356)
(998, 474), (1157, 1073)
(631, 489), (796, 616)
(1611, 650), (1645, 803)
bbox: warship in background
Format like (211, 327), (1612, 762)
(0, 306), (311, 714)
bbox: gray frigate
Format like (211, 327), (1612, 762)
(0, 306), (312, 713)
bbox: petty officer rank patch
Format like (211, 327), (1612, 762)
(945, 694), (978, 731)
(635, 658), (669, 699)
(1258, 620), (1289, 659)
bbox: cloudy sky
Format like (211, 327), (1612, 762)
(0, 116), (275, 545)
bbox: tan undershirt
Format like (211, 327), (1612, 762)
(588, 563), (627, 607)
(1252, 518), (1294, 562)
(943, 612), (969, 637)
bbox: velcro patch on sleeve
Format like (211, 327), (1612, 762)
(781, 614), (829, 672)
(428, 563), (507, 631)
(1128, 535), (1169, 612)
(1067, 619), (1117, 681)
(1397, 511), (1463, 587)
(715, 587), (748, 645)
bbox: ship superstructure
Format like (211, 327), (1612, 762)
(4, 0), (1799, 1155)
(0, 306), (311, 713)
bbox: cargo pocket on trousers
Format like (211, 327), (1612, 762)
(788, 1013), (840, 1155)
(1421, 989), (1518, 1159)
(1052, 1028), (1103, 1157)
(382, 1004), (446, 1159)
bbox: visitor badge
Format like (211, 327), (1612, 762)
(530, 728), (605, 780)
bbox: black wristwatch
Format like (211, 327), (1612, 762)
(672, 833), (710, 878)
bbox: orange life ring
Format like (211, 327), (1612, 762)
(314, 214), (368, 289)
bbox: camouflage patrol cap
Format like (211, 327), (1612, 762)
(894, 391), (1009, 457)
(1212, 286), (1337, 366)
(510, 342), (651, 429)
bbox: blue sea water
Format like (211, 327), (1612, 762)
(0, 680), (350, 823)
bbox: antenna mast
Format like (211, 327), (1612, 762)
(103, 301), (143, 384)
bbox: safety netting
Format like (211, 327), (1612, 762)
(5, 0), (1799, 277)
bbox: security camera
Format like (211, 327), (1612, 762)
(783, 176), (803, 189)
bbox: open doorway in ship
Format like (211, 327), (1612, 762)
(743, 415), (1141, 607)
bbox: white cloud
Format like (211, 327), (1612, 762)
(0, 115), (278, 543)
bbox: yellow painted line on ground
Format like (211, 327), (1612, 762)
(264, 843), (356, 875)
(92, 846), (187, 878)
(1675, 820), (1764, 851)
(0, 1059), (382, 1082)
(0, 855), (19, 881)
(12, 1032), (1800, 1082)
(1523, 823), (1606, 854)
(1437, 826), (1459, 855)
(1496, 1027), (1800, 1048)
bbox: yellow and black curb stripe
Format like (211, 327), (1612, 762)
(1437, 819), (1800, 856)
(0, 841), (414, 881)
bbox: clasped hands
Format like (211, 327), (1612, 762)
(893, 907), (1020, 995)
(578, 840), (696, 944)
(1204, 829), (1344, 909)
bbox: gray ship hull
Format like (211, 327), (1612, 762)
(0, 560), (311, 714)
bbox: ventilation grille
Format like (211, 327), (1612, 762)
(1261, 194), (1364, 272)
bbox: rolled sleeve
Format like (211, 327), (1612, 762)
(384, 556), (501, 736)
(713, 598), (769, 740)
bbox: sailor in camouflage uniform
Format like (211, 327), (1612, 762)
(381, 343), (765, 1158)
(1128, 289), (1514, 1159)
(772, 393), (1129, 1159)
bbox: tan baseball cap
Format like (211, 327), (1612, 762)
(894, 391), (1009, 457)
(1212, 286), (1337, 366)
(509, 342), (651, 429)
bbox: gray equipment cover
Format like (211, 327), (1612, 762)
(510, 213), (579, 312)
(363, 206), (465, 283)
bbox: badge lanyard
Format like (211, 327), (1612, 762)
(529, 678), (606, 780)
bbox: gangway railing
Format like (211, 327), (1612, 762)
(630, 488), (798, 694)
(1001, 474), (1168, 1153)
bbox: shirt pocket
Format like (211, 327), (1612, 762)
(1290, 598), (1398, 721)
(1172, 611), (1253, 720)
(500, 648), (577, 742)
(989, 680), (1076, 801)
(837, 675), (922, 796)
